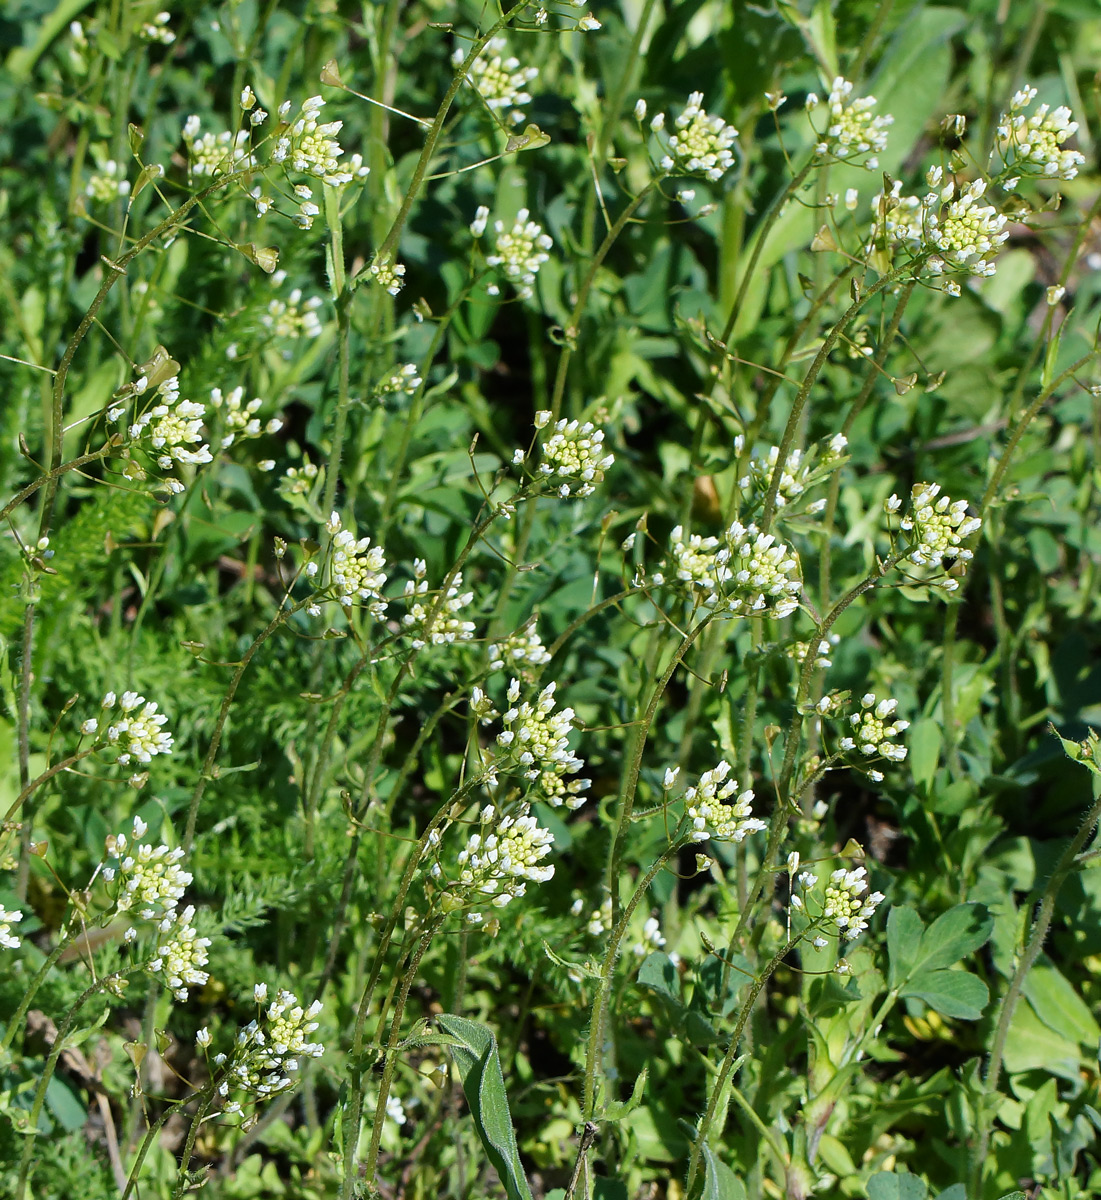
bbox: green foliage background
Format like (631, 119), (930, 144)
(1, 0), (1100, 1198)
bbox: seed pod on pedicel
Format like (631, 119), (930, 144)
(137, 345), (180, 391)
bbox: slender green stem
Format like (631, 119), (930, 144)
(340, 772), (489, 1200)
(120, 1090), (206, 1200)
(0, 939), (69, 1051)
(374, 3), (534, 266)
(583, 840), (686, 1119)
(760, 263), (919, 536)
(686, 931), (809, 1192)
(15, 969), (137, 1198)
(360, 918), (444, 1187)
(379, 271), (483, 533)
(2, 748), (96, 827)
(607, 618), (710, 927)
(720, 159), (814, 348)
(818, 279), (915, 609)
(0, 446), (114, 525)
(731, 553), (905, 945)
(969, 774), (1101, 1194)
(548, 179), (662, 424)
(183, 596), (307, 852)
(171, 1093), (214, 1199)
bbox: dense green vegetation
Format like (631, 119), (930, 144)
(2, 1), (1100, 1198)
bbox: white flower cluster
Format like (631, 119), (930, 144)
(518, 411), (614, 498)
(139, 11), (175, 43)
(631, 915), (668, 957)
(185, 122), (253, 178)
(262, 288), (325, 339)
(484, 209), (553, 300)
(997, 86), (1085, 181)
(867, 179), (925, 250)
(209, 386), (283, 448)
(455, 37), (539, 125)
(1, 906), (24, 950)
(278, 458), (319, 498)
(841, 694), (909, 767)
(90, 691), (175, 765)
(684, 761), (765, 843)
(122, 365), (214, 482)
(789, 634), (839, 670)
(376, 363), (422, 398)
(150, 904), (211, 1000)
(402, 560), (476, 647)
(318, 513), (387, 616)
(369, 259), (406, 296)
(273, 95), (354, 185)
(105, 818), (190, 918)
(889, 482), (982, 588)
(823, 866), (884, 938)
(926, 180), (1009, 279)
(488, 616), (551, 675)
(452, 806), (556, 910)
(653, 92), (738, 182)
(496, 680), (588, 809)
(735, 434), (847, 511)
(867, 174), (1009, 287)
(665, 522), (802, 619)
(85, 159), (130, 202)
(199, 989), (324, 1114)
(808, 77), (893, 168)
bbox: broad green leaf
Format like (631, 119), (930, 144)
(1021, 960), (1101, 1048)
(867, 1171), (928, 1200)
(887, 906), (923, 988)
(912, 903), (993, 973)
(1001, 1001), (1081, 1081)
(437, 1015), (533, 1200)
(870, 7), (967, 175)
(604, 1068), (648, 1122)
(900, 969), (989, 1020)
(995, 1194), (1028, 1200)
(637, 952), (680, 1001)
(933, 1186), (966, 1200)
(701, 1144), (747, 1200)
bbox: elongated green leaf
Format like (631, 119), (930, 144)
(907, 719), (943, 791)
(912, 903), (992, 973)
(1022, 960), (1101, 1047)
(604, 1068), (648, 1122)
(701, 1144), (747, 1200)
(437, 1015), (534, 1200)
(900, 969), (989, 1020)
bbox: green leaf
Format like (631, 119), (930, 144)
(912, 903), (993, 973)
(1002, 997), (1082, 1080)
(637, 952), (680, 1000)
(604, 1068), (648, 1122)
(701, 1144), (747, 1200)
(867, 1173), (928, 1200)
(887, 905), (923, 988)
(933, 1186), (966, 1200)
(1021, 960), (1101, 1048)
(907, 719), (942, 792)
(900, 969), (989, 1020)
(437, 1015), (534, 1200)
